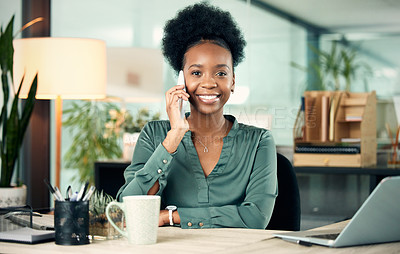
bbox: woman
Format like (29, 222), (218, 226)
(117, 3), (277, 229)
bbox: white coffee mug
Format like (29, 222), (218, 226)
(106, 195), (160, 245)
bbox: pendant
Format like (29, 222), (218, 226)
(203, 147), (209, 153)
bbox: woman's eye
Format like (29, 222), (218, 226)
(216, 72), (227, 77)
(191, 71), (201, 76)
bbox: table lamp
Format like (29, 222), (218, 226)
(13, 37), (107, 188)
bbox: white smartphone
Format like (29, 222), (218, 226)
(177, 70), (187, 119)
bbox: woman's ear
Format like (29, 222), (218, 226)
(231, 73), (235, 93)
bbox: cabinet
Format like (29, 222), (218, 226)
(293, 91), (376, 167)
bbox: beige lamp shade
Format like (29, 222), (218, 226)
(13, 37), (107, 99)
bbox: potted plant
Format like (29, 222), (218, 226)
(62, 100), (123, 185)
(63, 103), (160, 184)
(0, 16), (38, 207)
(105, 107), (160, 161)
(89, 190), (123, 240)
(291, 41), (372, 92)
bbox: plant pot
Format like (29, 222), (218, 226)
(89, 210), (123, 240)
(122, 132), (140, 161)
(0, 185), (27, 207)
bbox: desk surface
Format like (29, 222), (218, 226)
(1, 221), (399, 253)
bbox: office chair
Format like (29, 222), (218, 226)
(266, 153), (301, 231)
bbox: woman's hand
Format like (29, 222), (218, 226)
(158, 209), (181, 227)
(162, 84), (190, 153)
(165, 84), (190, 131)
(159, 210), (169, 226)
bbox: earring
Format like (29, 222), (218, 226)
(231, 90), (234, 94)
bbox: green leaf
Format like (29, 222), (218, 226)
(0, 15), (14, 77)
(3, 81), (20, 186)
(18, 74), (37, 147)
(62, 100), (123, 184)
(1, 73), (9, 148)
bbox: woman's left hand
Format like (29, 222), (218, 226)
(159, 210), (169, 226)
(158, 209), (181, 226)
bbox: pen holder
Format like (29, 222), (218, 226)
(54, 200), (90, 245)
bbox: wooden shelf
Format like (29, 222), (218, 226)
(294, 91), (376, 167)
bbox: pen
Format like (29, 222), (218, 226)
(297, 240), (312, 247)
(282, 238), (312, 247)
(76, 181), (89, 201)
(66, 185), (72, 200)
(54, 186), (65, 201)
(70, 191), (78, 201)
(43, 179), (60, 201)
(82, 186), (96, 201)
(82, 181), (89, 196)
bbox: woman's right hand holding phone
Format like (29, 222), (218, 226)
(162, 72), (190, 153)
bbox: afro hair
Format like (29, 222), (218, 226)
(162, 2), (246, 72)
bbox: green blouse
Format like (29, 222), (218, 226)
(116, 115), (277, 229)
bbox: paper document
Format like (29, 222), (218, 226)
(0, 227), (54, 244)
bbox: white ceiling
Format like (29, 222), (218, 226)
(259, 0), (400, 34)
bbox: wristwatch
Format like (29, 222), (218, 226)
(165, 205), (177, 226)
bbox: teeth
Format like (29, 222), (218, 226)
(199, 95), (218, 100)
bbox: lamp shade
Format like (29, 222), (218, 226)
(13, 37), (106, 99)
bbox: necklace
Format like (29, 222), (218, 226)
(191, 119), (230, 153)
(194, 137), (209, 153)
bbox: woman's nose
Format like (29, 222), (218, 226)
(200, 74), (217, 89)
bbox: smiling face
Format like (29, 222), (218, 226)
(183, 41), (235, 116)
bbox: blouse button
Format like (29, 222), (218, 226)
(157, 169), (163, 174)
(187, 222), (193, 227)
(199, 222), (204, 227)
(162, 159), (168, 164)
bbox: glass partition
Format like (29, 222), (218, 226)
(51, 0), (307, 147)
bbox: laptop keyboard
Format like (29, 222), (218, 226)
(307, 233), (340, 240)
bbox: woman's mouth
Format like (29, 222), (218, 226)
(197, 94), (221, 104)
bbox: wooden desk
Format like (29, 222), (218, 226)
(1, 221), (399, 253)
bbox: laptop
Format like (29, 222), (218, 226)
(274, 176), (400, 247)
